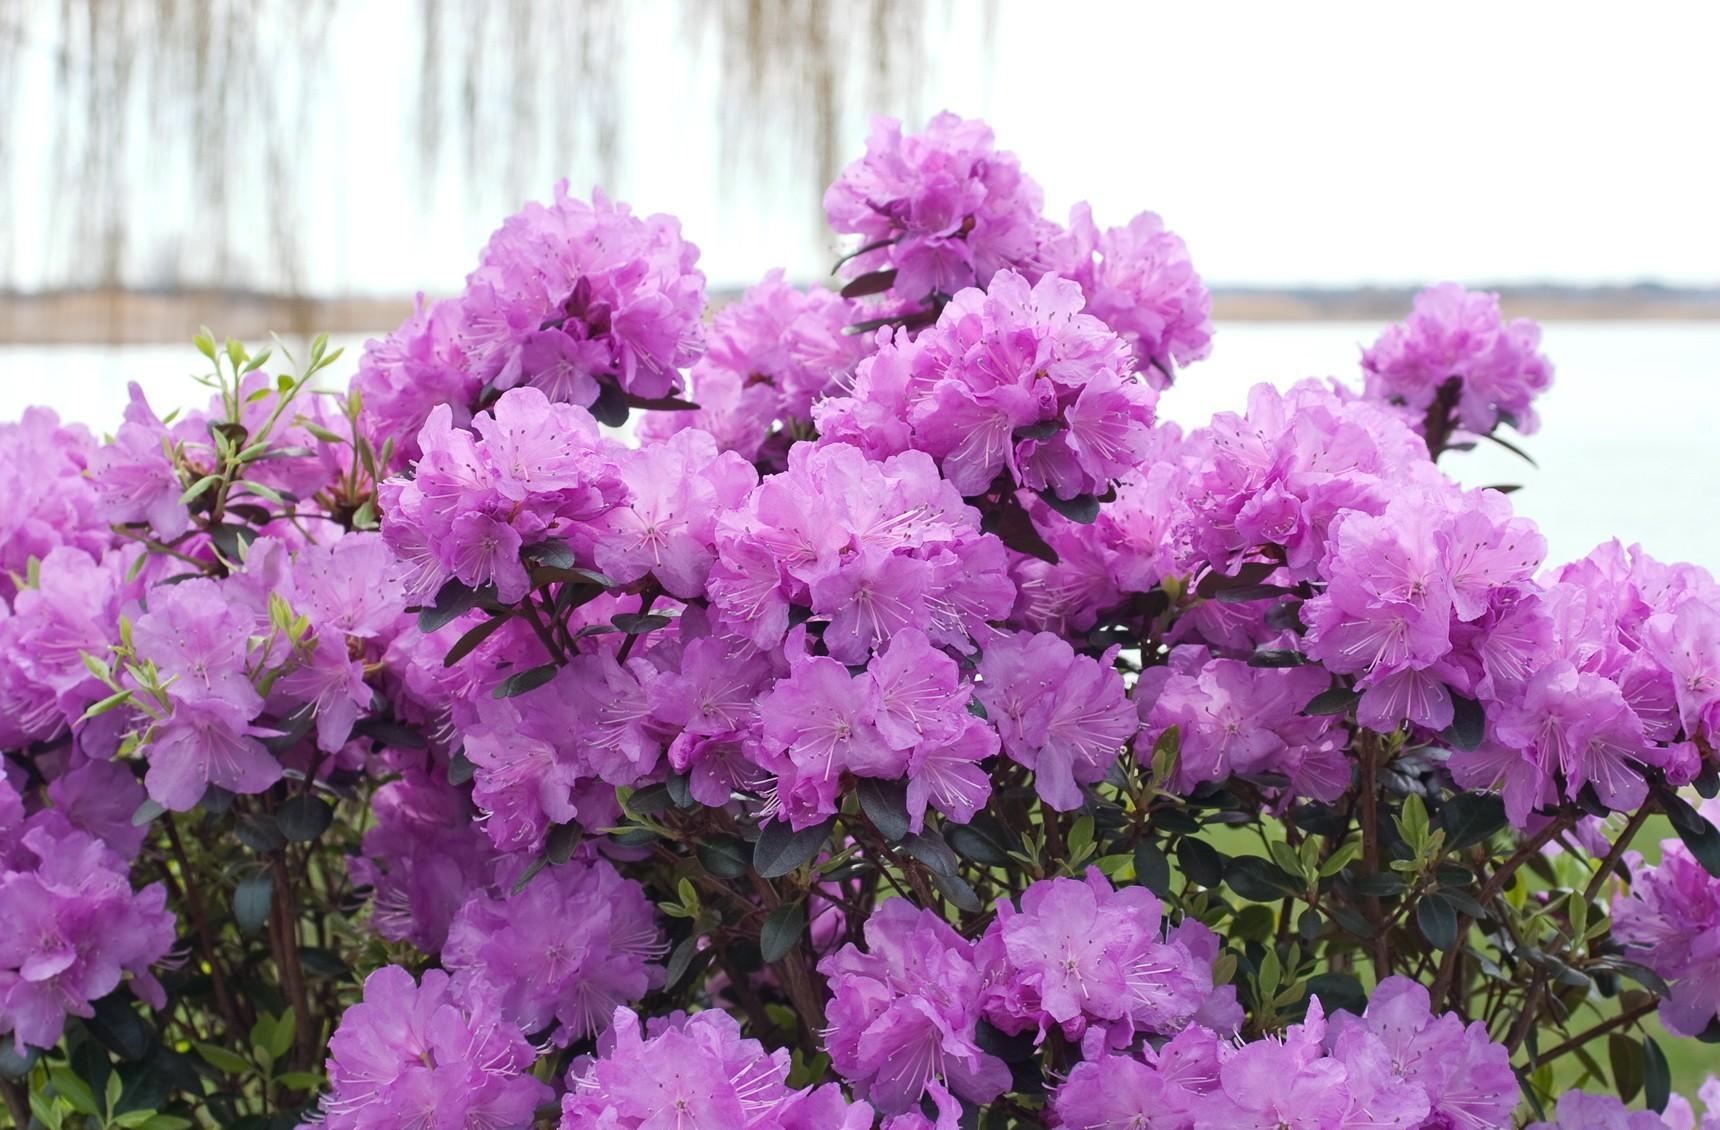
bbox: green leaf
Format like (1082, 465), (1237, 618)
(697, 835), (752, 879)
(1177, 838), (1224, 889)
(275, 1071), (323, 1091)
(417, 578), (488, 633)
(900, 829), (960, 877)
(49, 1065), (99, 1115)
(1642, 1034), (1671, 1113)
(77, 688), (135, 723)
(234, 872), (273, 936)
(1319, 841), (1362, 878)
(1036, 490), (1101, 524)
(857, 777), (910, 842)
(1416, 893), (1459, 950)
(931, 869), (982, 912)
(179, 474), (221, 505)
(612, 612), (672, 635)
(442, 612), (510, 667)
(1660, 787), (1720, 879)
(760, 903), (806, 963)
(754, 818), (834, 878)
(131, 798), (167, 827)
(1226, 855), (1300, 901)
(277, 795), (333, 843)
(194, 1042), (253, 1077)
(1439, 792), (1507, 851)
(492, 663), (559, 699)
(947, 817), (1012, 867)
(1609, 1031), (1643, 1103)
(1440, 694), (1486, 752)
(1133, 841), (1172, 898)
(1301, 687), (1360, 716)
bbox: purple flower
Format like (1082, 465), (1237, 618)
(1612, 801), (1720, 1037)
(458, 184), (705, 406)
(0, 823), (174, 1051)
(561, 1006), (872, 1129)
(1052, 201), (1213, 383)
(825, 112), (1048, 307)
(979, 869), (1227, 1053)
(1362, 282), (1554, 438)
(444, 855), (663, 1043)
(976, 631), (1135, 810)
(350, 770), (495, 953)
(352, 294), (480, 470)
(0, 408), (108, 599)
(819, 898), (1009, 1115)
(87, 384), (189, 539)
(312, 965), (550, 1129)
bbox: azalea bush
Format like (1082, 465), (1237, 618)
(5, 112), (1720, 1130)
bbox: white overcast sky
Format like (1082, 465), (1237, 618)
(6, 0), (1719, 293)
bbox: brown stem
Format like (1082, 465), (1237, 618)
(1582, 802), (1655, 905)
(1359, 735), (1390, 976)
(1505, 972), (1547, 1054)
(162, 814), (245, 1035)
(268, 853), (316, 1067)
(1530, 998), (1659, 1066)
(1, 1078), (28, 1127)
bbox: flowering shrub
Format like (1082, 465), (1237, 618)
(3, 112), (1719, 1129)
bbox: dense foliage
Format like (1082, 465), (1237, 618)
(4, 113), (1720, 1130)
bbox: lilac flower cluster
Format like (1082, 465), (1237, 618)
(560, 1006), (873, 1129)
(443, 856), (664, 1044)
(354, 184), (705, 466)
(825, 112), (1049, 308)
(640, 269), (872, 464)
(0, 408), (109, 598)
(310, 965), (550, 1129)
(1048, 202), (1214, 385)
(815, 270), (1155, 500)
(1530, 1081), (1720, 1130)
(819, 871), (1233, 1115)
(1049, 978), (1515, 1130)
(0, 776), (174, 1051)
(1361, 281), (1554, 439)
(1611, 799), (1720, 1037)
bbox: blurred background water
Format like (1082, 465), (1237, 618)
(8, 319), (1719, 573)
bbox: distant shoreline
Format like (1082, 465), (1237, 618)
(3, 284), (1718, 345)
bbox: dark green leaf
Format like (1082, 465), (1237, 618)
(1037, 490), (1101, 524)
(545, 822), (582, 865)
(0, 1042), (39, 1080)
(1216, 583), (1296, 604)
(901, 829), (959, 877)
(235, 813), (285, 854)
(131, 798), (166, 827)
(1133, 841), (1172, 898)
(491, 663), (559, 699)
(857, 778), (911, 842)
(417, 579), (488, 633)
(1226, 855), (1300, 901)
(1439, 792), (1507, 851)
(754, 818), (834, 878)
(760, 903), (806, 963)
(697, 835), (752, 879)
(447, 750), (476, 786)
(948, 819), (1012, 867)
(612, 612), (672, 635)
(350, 717), (429, 750)
(234, 873), (273, 936)
(1013, 419), (1061, 441)
(442, 613), (510, 666)
(1440, 694), (1486, 752)
(298, 948), (350, 979)
(1354, 872), (1407, 897)
(665, 772), (694, 808)
(1661, 788), (1720, 878)
(1416, 893), (1459, 950)
(1195, 560), (1279, 599)
(1609, 1032), (1643, 1103)
(1643, 1035), (1671, 1113)
(1247, 648), (1306, 668)
(590, 382), (630, 427)
(209, 522), (257, 561)
(1301, 687), (1360, 716)
(839, 268), (897, 299)
(277, 796), (332, 843)
(974, 1019), (1037, 1064)
(623, 393), (701, 412)
(1305, 972), (1366, 1016)
(664, 936), (710, 991)
(1177, 838), (1224, 888)
(980, 492), (1059, 565)
(931, 870), (982, 912)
